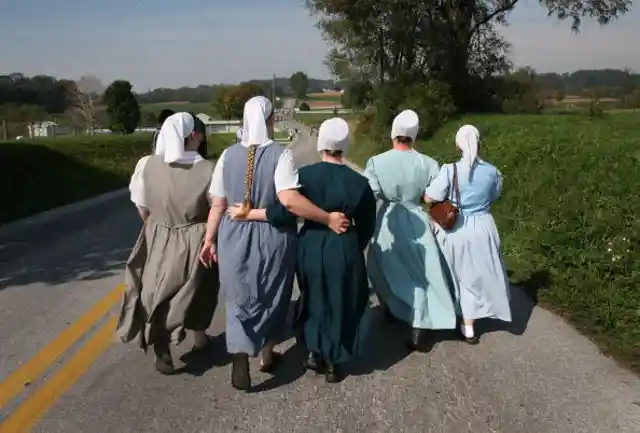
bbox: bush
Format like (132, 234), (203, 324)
(298, 102), (310, 111)
(350, 112), (640, 372)
(0, 132), (234, 223)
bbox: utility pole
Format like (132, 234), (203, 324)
(272, 74), (276, 104)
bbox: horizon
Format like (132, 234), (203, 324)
(1, 0), (639, 92)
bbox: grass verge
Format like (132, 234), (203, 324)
(350, 112), (640, 372)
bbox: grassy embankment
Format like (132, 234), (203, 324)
(300, 110), (640, 373)
(0, 133), (235, 224)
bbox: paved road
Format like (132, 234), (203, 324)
(1, 127), (639, 433)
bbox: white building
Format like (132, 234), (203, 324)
(196, 113), (241, 135)
(27, 121), (72, 138)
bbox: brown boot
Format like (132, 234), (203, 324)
(153, 340), (174, 375)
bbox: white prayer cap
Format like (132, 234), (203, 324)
(236, 127), (243, 141)
(390, 109), (419, 141)
(317, 117), (349, 153)
(155, 112), (194, 163)
(242, 96), (273, 147)
(455, 124), (480, 180)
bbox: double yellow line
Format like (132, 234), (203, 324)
(0, 284), (125, 433)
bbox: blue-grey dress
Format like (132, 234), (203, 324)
(217, 141), (297, 356)
(363, 149), (456, 330)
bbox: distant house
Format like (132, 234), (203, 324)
(196, 113), (241, 135)
(27, 121), (71, 138)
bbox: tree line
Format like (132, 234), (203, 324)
(136, 74), (334, 105)
(0, 74), (141, 139)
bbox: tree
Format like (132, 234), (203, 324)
(307, 0), (631, 111)
(289, 72), (309, 99)
(341, 80), (374, 109)
(66, 81), (98, 134)
(103, 80), (140, 134)
(212, 83), (264, 119)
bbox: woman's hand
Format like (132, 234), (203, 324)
(327, 212), (349, 234)
(199, 239), (217, 267)
(227, 203), (249, 221)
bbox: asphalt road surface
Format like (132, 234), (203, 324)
(0, 126), (639, 433)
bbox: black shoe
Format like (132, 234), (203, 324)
(407, 328), (422, 351)
(457, 327), (480, 345)
(153, 342), (175, 375)
(259, 352), (281, 374)
(231, 354), (251, 391)
(325, 363), (342, 383)
(302, 352), (324, 373)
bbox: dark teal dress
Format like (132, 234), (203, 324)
(267, 162), (377, 364)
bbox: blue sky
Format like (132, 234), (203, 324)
(1, 0), (638, 91)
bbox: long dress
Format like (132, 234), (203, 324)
(425, 159), (511, 322)
(217, 141), (297, 357)
(267, 162), (377, 364)
(116, 155), (220, 349)
(363, 149), (456, 330)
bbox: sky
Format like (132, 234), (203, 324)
(1, 0), (638, 92)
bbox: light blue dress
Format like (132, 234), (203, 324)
(425, 159), (511, 322)
(364, 149), (457, 330)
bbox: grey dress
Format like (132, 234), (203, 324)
(116, 155), (220, 350)
(217, 141), (297, 356)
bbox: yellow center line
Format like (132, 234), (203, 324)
(0, 315), (118, 433)
(0, 284), (124, 410)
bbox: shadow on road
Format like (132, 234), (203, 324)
(178, 332), (232, 376)
(0, 200), (138, 291)
(348, 306), (414, 376)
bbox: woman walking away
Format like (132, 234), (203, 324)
(228, 117), (377, 383)
(424, 125), (511, 344)
(364, 110), (456, 350)
(117, 112), (219, 375)
(200, 96), (349, 391)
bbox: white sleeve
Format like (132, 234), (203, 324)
(208, 148), (227, 198)
(129, 156), (150, 208)
(274, 148), (301, 193)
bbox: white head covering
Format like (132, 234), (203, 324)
(317, 117), (349, 153)
(455, 124), (480, 180)
(391, 109), (419, 141)
(154, 112), (194, 163)
(241, 96), (272, 147)
(236, 127), (243, 142)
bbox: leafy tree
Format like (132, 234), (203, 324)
(212, 83), (264, 119)
(341, 80), (374, 109)
(298, 102), (310, 111)
(306, 0), (631, 111)
(290, 72), (309, 99)
(103, 80), (141, 134)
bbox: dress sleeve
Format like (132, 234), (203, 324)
(354, 183), (377, 251)
(208, 148), (227, 198)
(274, 148), (301, 193)
(424, 164), (450, 202)
(265, 201), (297, 228)
(363, 157), (382, 199)
(129, 156), (150, 208)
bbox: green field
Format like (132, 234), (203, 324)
(348, 112), (640, 372)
